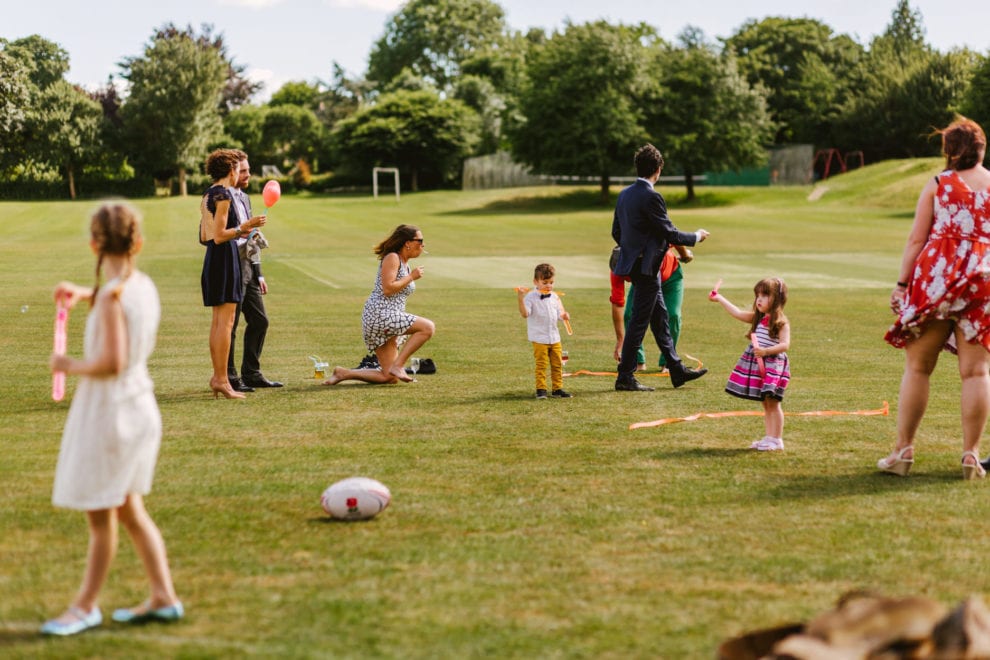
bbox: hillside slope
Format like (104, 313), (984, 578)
(808, 157), (943, 210)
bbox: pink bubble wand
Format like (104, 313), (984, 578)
(709, 278), (722, 299)
(52, 299), (68, 401)
(751, 332), (766, 379)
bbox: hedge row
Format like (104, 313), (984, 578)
(0, 177), (156, 201)
(0, 170), (381, 201)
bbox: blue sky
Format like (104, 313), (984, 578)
(6, 1), (988, 100)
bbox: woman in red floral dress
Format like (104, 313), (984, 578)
(880, 116), (990, 479)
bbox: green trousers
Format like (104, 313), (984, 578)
(623, 265), (683, 368)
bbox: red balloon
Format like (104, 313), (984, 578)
(262, 180), (281, 208)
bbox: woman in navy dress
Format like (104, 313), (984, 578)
(200, 149), (266, 399)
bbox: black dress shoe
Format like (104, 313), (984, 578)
(243, 375), (283, 388)
(615, 378), (654, 392)
(670, 366), (708, 388)
(230, 377), (255, 393)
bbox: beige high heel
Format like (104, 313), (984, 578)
(962, 450), (986, 481)
(210, 378), (245, 400)
(877, 446), (913, 476)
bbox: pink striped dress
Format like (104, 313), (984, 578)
(725, 316), (790, 401)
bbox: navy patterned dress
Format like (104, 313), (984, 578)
(200, 185), (242, 307)
(361, 258), (416, 351)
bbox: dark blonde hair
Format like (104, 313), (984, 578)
(374, 224), (421, 259)
(205, 148), (241, 181)
(749, 277), (788, 339)
(534, 263), (555, 280)
(90, 201), (143, 304)
(939, 116), (987, 171)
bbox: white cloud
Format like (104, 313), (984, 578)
(323, 0), (402, 11)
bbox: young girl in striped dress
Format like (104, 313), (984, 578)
(710, 278), (791, 451)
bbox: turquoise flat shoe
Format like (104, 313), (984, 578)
(111, 601), (184, 624)
(40, 606), (102, 636)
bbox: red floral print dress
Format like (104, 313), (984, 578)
(885, 169), (990, 351)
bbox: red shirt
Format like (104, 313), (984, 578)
(610, 249), (678, 305)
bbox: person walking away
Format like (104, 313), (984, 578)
(611, 143), (709, 391)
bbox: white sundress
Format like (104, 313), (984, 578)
(52, 271), (162, 511)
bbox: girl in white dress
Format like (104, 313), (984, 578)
(42, 202), (183, 636)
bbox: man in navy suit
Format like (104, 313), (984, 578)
(612, 144), (710, 391)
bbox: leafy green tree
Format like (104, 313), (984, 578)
(224, 103), (325, 172)
(453, 74), (504, 154)
(644, 30), (773, 200)
(509, 21), (650, 202)
(26, 80), (105, 198)
(878, 0), (927, 56)
(960, 53), (990, 136)
(1, 35), (69, 89)
(724, 17), (863, 145)
(270, 81), (322, 109)
(316, 63), (374, 127)
(832, 3), (970, 160)
(368, 0), (507, 89)
(262, 104), (324, 169)
(0, 50), (31, 171)
(382, 68), (438, 94)
(456, 31), (532, 154)
(0, 36), (111, 197)
(834, 48), (972, 160)
(119, 27), (227, 194)
(148, 23), (261, 114)
(0, 36), (71, 174)
(332, 89), (479, 190)
(224, 104), (267, 159)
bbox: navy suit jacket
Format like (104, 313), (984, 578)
(611, 179), (696, 276)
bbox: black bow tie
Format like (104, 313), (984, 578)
(540, 293), (551, 299)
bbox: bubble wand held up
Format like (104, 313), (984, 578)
(751, 332), (766, 379)
(709, 278), (722, 299)
(52, 298), (68, 401)
(515, 286), (573, 334)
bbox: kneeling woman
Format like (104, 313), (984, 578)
(324, 225), (434, 385)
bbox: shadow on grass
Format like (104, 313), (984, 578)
(449, 387), (620, 404)
(442, 189), (736, 216)
(648, 447), (973, 497)
(442, 189), (611, 216)
(0, 627), (55, 645)
(307, 516), (381, 525)
(653, 447), (754, 459)
(762, 469), (976, 500)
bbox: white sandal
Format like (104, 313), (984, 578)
(962, 450), (986, 481)
(877, 446), (913, 476)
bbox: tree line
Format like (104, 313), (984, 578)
(2, 0), (989, 201)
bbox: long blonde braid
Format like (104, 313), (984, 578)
(90, 202), (142, 305)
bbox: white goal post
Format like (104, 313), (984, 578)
(372, 167), (400, 201)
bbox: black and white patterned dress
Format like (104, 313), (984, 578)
(361, 259), (416, 351)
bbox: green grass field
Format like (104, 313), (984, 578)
(3, 157), (988, 658)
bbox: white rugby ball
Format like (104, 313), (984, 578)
(321, 477), (391, 520)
